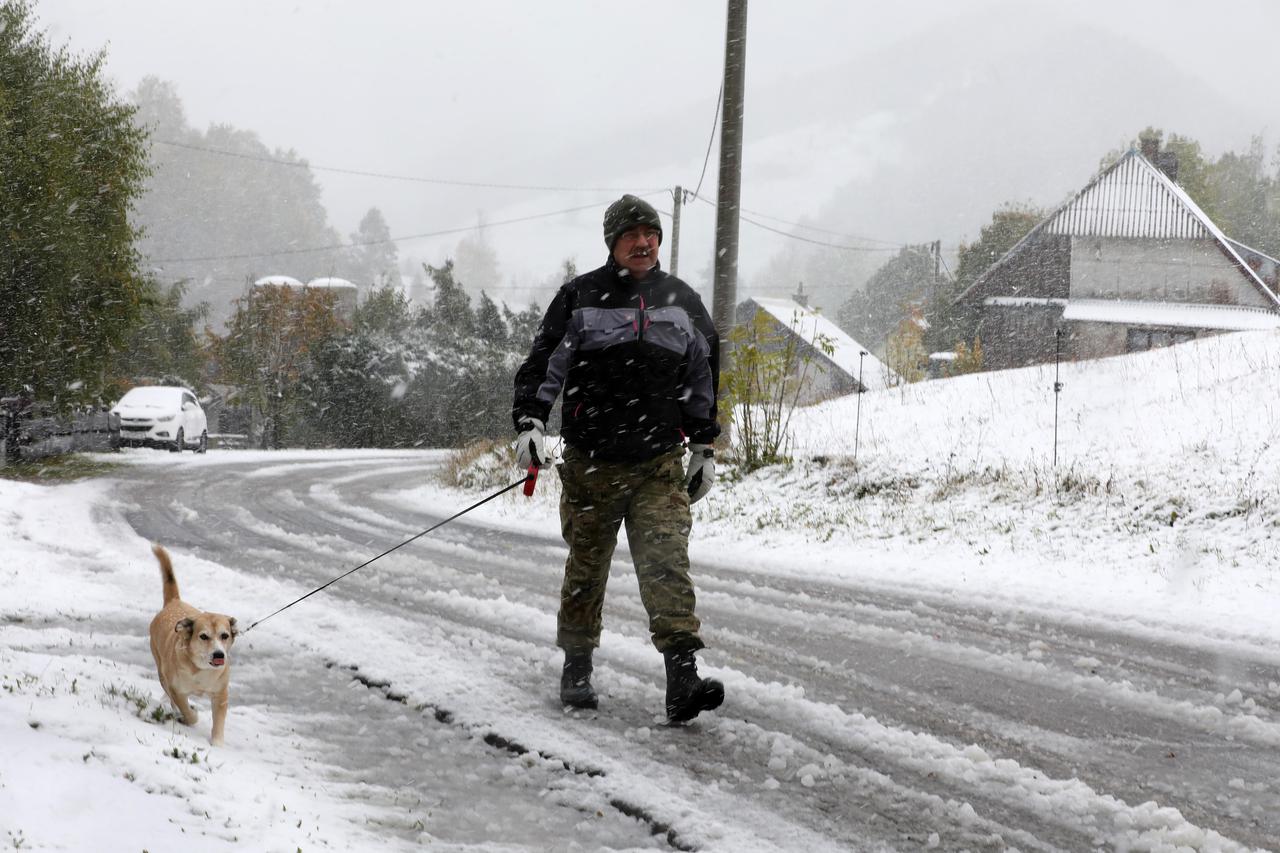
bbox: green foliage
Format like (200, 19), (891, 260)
(213, 284), (343, 448)
(345, 207), (401, 293)
(723, 309), (834, 472)
(929, 203), (1042, 351)
(946, 337), (984, 377)
(837, 244), (938, 352)
(0, 2), (150, 406)
(108, 280), (211, 394)
(885, 309), (928, 383)
(298, 260), (540, 449)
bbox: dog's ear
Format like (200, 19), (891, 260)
(175, 618), (194, 637)
(228, 617), (239, 638)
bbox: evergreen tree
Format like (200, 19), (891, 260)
(475, 291), (507, 347)
(0, 1), (151, 406)
(421, 261), (474, 337)
(110, 280), (211, 393)
(837, 245), (937, 353)
(214, 285), (343, 448)
(345, 207), (401, 294)
(128, 76), (343, 328)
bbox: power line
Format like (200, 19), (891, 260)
(151, 196), (657, 264)
(690, 83), (723, 203)
(690, 194), (902, 252)
(155, 139), (665, 194)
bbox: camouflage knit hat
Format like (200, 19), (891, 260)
(603, 194), (663, 249)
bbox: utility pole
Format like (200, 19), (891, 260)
(1053, 327), (1064, 467)
(854, 350), (867, 463)
(712, 0), (748, 367)
(670, 185), (683, 277)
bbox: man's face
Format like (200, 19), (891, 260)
(611, 224), (661, 277)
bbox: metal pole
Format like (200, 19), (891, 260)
(670, 185), (683, 277)
(1053, 327), (1063, 467)
(854, 351), (867, 463)
(713, 0), (748, 370)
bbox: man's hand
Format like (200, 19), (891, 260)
(515, 417), (552, 470)
(684, 444), (715, 504)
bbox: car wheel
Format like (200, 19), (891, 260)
(171, 428), (184, 453)
(197, 431), (208, 454)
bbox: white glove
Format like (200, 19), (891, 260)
(684, 444), (715, 504)
(515, 418), (552, 470)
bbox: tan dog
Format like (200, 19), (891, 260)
(148, 544), (238, 746)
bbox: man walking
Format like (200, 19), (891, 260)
(512, 194), (723, 723)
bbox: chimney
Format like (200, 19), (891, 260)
(1156, 150), (1179, 182)
(1140, 136), (1159, 161)
(793, 281), (809, 307)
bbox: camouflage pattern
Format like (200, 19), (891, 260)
(556, 445), (704, 654)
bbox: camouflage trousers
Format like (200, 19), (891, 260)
(556, 444), (704, 654)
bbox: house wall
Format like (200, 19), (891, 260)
(1070, 237), (1270, 307)
(747, 312), (857, 404)
(976, 303), (1066, 370)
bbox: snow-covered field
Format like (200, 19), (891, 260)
(2, 330), (1278, 851)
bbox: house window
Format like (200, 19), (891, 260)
(1127, 328), (1196, 352)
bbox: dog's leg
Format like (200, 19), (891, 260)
(210, 686), (228, 746)
(167, 684), (198, 726)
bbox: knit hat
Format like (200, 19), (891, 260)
(603, 194), (663, 249)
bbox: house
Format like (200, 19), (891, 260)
(738, 297), (894, 402)
(953, 147), (1280, 370)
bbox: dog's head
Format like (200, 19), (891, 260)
(175, 613), (239, 670)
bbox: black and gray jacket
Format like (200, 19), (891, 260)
(512, 258), (720, 463)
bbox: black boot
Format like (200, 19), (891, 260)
(663, 649), (724, 723)
(560, 651), (598, 710)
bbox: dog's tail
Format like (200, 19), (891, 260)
(152, 543), (180, 605)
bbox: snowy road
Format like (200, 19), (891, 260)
(114, 452), (1280, 852)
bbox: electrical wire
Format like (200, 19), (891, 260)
(690, 83), (723, 203)
(155, 139), (665, 194)
(151, 196), (656, 264)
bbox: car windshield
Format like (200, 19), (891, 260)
(117, 387), (183, 408)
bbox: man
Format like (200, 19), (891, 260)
(512, 194), (723, 723)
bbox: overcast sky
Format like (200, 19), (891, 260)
(35, 0), (1280, 305)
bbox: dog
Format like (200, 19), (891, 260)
(148, 544), (238, 746)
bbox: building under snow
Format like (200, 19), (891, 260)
(738, 297), (895, 403)
(953, 146), (1280, 371)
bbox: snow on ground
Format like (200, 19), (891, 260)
(2, 329), (1279, 851)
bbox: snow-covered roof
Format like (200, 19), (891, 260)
(253, 275), (305, 288)
(747, 297), (894, 391)
(306, 277), (359, 291)
(958, 150), (1280, 311)
(1061, 299), (1280, 331)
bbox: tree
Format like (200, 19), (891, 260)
(344, 207), (401, 294)
(722, 310), (834, 471)
(0, 1), (151, 406)
(929, 203), (1042, 352)
(453, 224), (501, 298)
(420, 261), (474, 337)
(110, 280), (211, 393)
(475, 291), (507, 347)
(837, 245), (937, 353)
(214, 285), (343, 448)
(128, 76), (344, 328)
(884, 309), (928, 384)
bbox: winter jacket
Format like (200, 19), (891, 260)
(512, 258), (720, 463)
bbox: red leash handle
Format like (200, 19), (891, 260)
(523, 465), (539, 496)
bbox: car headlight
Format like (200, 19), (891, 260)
(155, 414), (176, 422)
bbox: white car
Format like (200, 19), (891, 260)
(111, 386), (209, 453)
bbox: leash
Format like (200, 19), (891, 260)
(243, 469), (539, 634)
